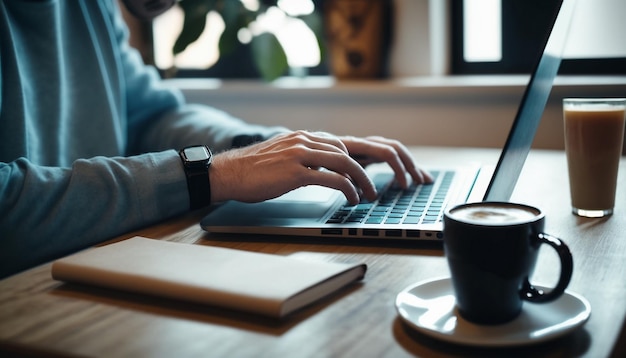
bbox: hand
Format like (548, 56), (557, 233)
(209, 131), (431, 205)
(339, 135), (433, 188)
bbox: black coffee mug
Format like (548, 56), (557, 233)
(443, 202), (573, 325)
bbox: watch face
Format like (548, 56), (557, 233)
(184, 146), (210, 162)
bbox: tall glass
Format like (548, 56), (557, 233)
(563, 98), (626, 218)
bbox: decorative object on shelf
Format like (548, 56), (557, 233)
(323, 0), (392, 79)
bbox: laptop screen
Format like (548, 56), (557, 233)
(484, 0), (577, 201)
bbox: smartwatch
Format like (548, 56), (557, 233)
(179, 145), (213, 210)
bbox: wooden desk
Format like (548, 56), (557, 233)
(1, 147), (625, 357)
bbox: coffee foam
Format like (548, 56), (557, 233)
(449, 205), (538, 225)
(563, 99), (626, 112)
(564, 105), (626, 113)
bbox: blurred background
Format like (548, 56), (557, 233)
(120, 0), (626, 153)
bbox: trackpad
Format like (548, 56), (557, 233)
(204, 185), (342, 225)
(270, 185), (339, 203)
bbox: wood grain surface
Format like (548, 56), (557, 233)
(1, 147), (624, 358)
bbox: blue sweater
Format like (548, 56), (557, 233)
(0, 0), (285, 277)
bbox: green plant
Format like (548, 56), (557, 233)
(173, 0), (324, 81)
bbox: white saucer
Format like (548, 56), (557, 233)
(395, 277), (591, 347)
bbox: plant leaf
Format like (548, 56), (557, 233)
(173, 0), (216, 55)
(258, 0), (279, 6)
(250, 32), (288, 81)
(217, 1), (250, 56)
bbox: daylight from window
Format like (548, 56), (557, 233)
(463, 0), (502, 62)
(153, 0), (320, 71)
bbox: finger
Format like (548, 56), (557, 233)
(347, 136), (433, 185)
(372, 137), (433, 184)
(341, 137), (412, 188)
(283, 130), (350, 156)
(274, 132), (378, 197)
(295, 148), (377, 202)
(299, 168), (361, 205)
(307, 131), (350, 154)
(247, 135), (376, 202)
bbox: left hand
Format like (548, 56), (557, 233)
(338, 135), (433, 189)
(209, 131), (432, 205)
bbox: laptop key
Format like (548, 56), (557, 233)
(403, 217), (420, 224)
(325, 169), (454, 228)
(384, 218), (402, 224)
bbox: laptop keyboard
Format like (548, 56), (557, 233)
(325, 171), (454, 225)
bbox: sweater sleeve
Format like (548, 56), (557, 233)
(0, 1), (287, 278)
(0, 2), (188, 278)
(0, 152), (188, 278)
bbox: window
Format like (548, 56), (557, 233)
(140, 0), (626, 78)
(150, 0), (328, 78)
(462, 0), (502, 63)
(452, 0), (626, 74)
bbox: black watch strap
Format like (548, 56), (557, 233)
(179, 145), (212, 210)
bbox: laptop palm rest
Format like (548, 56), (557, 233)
(202, 186), (342, 227)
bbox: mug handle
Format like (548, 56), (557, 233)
(521, 233), (574, 303)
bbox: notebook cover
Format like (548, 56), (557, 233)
(51, 237), (366, 318)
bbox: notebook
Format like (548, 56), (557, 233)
(201, 0), (576, 242)
(51, 237), (366, 318)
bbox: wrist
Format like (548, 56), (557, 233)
(207, 153), (230, 204)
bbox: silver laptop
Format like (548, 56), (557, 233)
(201, 0), (576, 242)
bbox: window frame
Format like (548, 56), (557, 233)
(451, 0), (626, 75)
